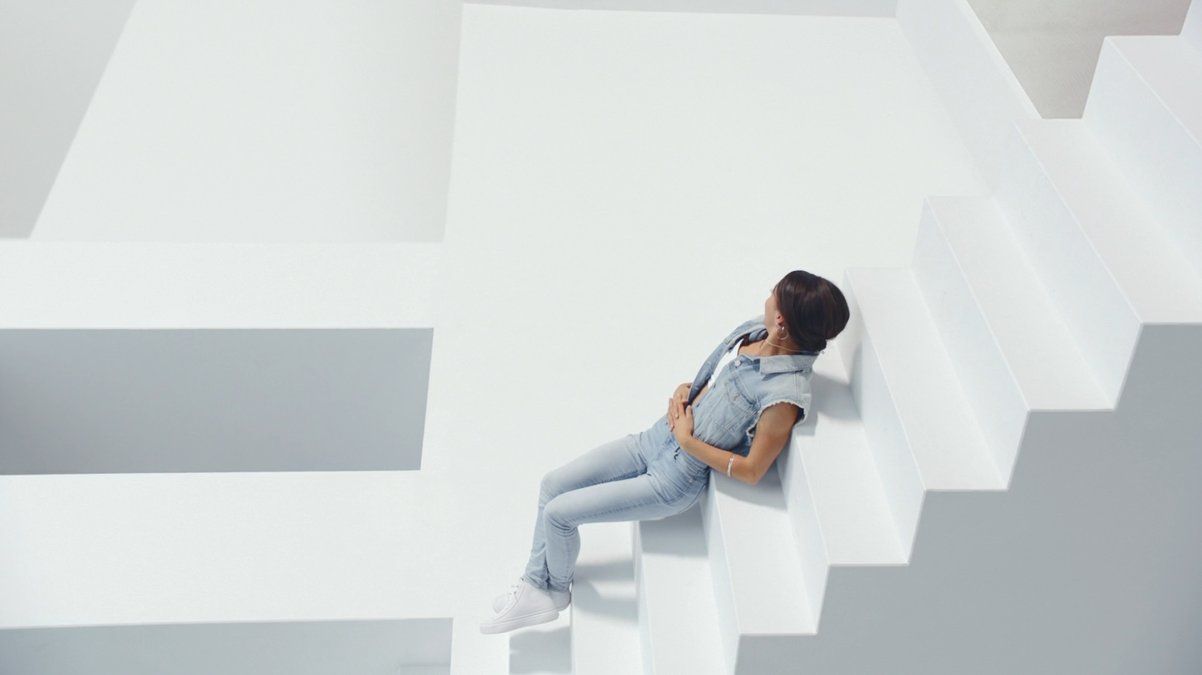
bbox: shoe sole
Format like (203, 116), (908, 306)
(493, 595), (570, 613)
(479, 608), (560, 634)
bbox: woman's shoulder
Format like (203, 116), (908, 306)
(755, 368), (813, 402)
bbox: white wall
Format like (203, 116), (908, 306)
(0, 0), (137, 238)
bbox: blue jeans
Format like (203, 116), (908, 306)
(522, 413), (711, 592)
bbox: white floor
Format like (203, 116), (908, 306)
(1, 3), (986, 669)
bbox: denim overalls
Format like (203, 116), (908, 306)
(521, 314), (821, 593)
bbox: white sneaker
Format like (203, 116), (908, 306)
(492, 578), (570, 613)
(480, 579), (563, 634)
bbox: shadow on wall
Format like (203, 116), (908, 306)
(966, 0), (1193, 117)
(0, 0), (138, 238)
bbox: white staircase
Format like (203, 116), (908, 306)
(634, 2), (1202, 673)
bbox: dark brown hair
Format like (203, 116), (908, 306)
(773, 270), (850, 353)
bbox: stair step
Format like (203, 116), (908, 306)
(995, 118), (1202, 404)
(570, 522), (641, 675)
(1084, 35), (1202, 270)
(916, 195), (1108, 411)
(634, 508), (726, 675)
(841, 267), (1005, 553)
(704, 464), (815, 668)
(912, 195), (1110, 478)
(450, 618), (508, 675)
(775, 337), (904, 620)
(1015, 119), (1202, 323)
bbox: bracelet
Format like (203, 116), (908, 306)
(726, 454), (735, 477)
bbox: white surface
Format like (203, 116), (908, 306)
(468, 0), (896, 14)
(0, 0), (136, 237)
(774, 337), (904, 623)
(635, 509), (726, 675)
(569, 522), (641, 675)
(0, 0), (984, 631)
(1187, 0), (1202, 48)
(0, 619), (454, 675)
(1008, 118), (1202, 324)
(33, 0), (462, 242)
(0, 242), (438, 328)
(911, 195), (1109, 479)
(967, 0), (1193, 117)
(8, 2), (1202, 673)
(994, 118), (1202, 407)
(841, 267), (1006, 555)
(1083, 35), (1202, 270)
(897, 0), (1039, 189)
(703, 464), (815, 672)
(914, 196), (1107, 412)
(449, 618), (509, 675)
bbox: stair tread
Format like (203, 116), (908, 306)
(1017, 118), (1202, 323)
(450, 617), (509, 675)
(1109, 35), (1202, 146)
(848, 267), (1004, 490)
(795, 341), (905, 564)
(636, 510), (726, 675)
(711, 467), (815, 635)
(571, 522), (641, 675)
(926, 195), (1110, 411)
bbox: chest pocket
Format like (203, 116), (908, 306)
(695, 378), (757, 449)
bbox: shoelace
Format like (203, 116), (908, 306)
(499, 580), (523, 609)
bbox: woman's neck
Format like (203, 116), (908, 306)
(749, 336), (803, 357)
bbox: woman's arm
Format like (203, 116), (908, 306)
(735, 402), (801, 485)
(680, 435), (756, 485)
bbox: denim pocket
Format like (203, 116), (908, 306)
(697, 386), (754, 446)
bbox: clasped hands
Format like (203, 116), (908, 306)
(667, 381), (694, 446)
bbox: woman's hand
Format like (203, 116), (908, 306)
(669, 382), (691, 431)
(668, 395), (695, 446)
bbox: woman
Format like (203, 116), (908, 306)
(480, 270), (850, 634)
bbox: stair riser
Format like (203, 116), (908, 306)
(774, 446), (831, 620)
(840, 275), (925, 555)
(910, 199), (1026, 480)
(633, 525), (655, 675)
(1083, 39), (1202, 274)
(993, 124), (1141, 403)
(700, 487), (746, 674)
